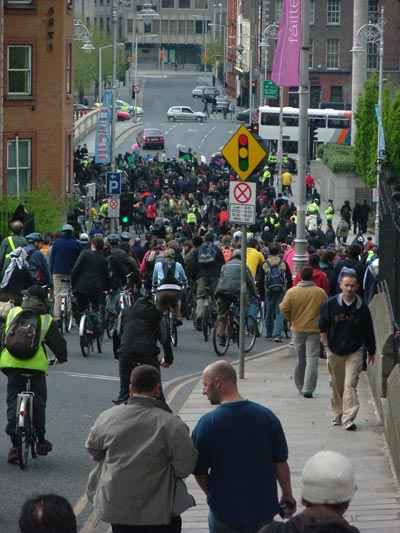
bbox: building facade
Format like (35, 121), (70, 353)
(3, 0), (74, 197)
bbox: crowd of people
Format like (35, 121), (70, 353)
(0, 145), (381, 532)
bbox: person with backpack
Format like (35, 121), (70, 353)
(0, 220), (27, 277)
(24, 233), (51, 287)
(194, 231), (225, 330)
(0, 285), (67, 464)
(263, 243), (287, 343)
(153, 248), (187, 325)
(140, 240), (165, 295)
(259, 451), (360, 533)
(280, 267), (327, 398)
(331, 244), (365, 296)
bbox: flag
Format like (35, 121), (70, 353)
(271, 0), (302, 87)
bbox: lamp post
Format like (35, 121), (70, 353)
(353, 6), (385, 244)
(98, 43), (124, 101)
(258, 23), (278, 108)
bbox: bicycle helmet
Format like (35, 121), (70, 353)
(107, 233), (120, 245)
(61, 223), (74, 233)
(25, 232), (43, 243)
(120, 231), (132, 241)
(79, 233), (89, 242)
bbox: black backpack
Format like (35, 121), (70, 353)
(162, 261), (179, 285)
(4, 310), (41, 360)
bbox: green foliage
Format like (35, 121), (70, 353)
(0, 186), (64, 239)
(203, 39), (224, 67)
(386, 89), (400, 176)
(319, 144), (356, 173)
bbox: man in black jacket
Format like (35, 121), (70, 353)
(113, 296), (173, 404)
(319, 272), (376, 431)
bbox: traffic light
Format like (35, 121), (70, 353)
(238, 133), (249, 172)
(119, 193), (133, 227)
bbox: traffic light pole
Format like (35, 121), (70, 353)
(239, 227), (247, 379)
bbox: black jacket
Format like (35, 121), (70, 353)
(108, 247), (140, 289)
(259, 509), (360, 533)
(319, 294), (376, 356)
(118, 297), (173, 364)
(71, 250), (110, 294)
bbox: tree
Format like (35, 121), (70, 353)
(386, 89), (400, 176)
(203, 38), (224, 68)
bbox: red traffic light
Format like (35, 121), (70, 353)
(238, 133), (249, 171)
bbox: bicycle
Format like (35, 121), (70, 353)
(59, 278), (73, 335)
(15, 359), (56, 470)
(79, 303), (104, 357)
(212, 300), (257, 357)
(202, 294), (217, 342)
(256, 298), (265, 337)
(163, 309), (178, 347)
(112, 287), (134, 357)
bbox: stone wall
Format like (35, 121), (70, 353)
(310, 159), (370, 208)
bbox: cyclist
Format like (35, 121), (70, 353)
(71, 236), (110, 323)
(0, 220), (27, 276)
(25, 233), (51, 287)
(107, 234), (140, 293)
(0, 285), (67, 464)
(215, 249), (257, 344)
(50, 224), (81, 330)
(193, 231), (224, 330)
(153, 248), (187, 325)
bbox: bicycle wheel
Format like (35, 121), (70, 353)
(16, 402), (31, 470)
(105, 311), (116, 339)
(79, 315), (90, 357)
(243, 316), (257, 353)
(256, 302), (265, 337)
(65, 298), (73, 333)
(170, 313), (178, 347)
(202, 306), (210, 342)
(212, 321), (230, 356)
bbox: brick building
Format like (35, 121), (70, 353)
(2, 0), (74, 197)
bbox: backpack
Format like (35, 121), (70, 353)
(162, 260), (179, 285)
(4, 310), (41, 360)
(265, 259), (286, 295)
(198, 243), (217, 265)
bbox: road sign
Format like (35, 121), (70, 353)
(229, 181), (256, 225)
(108, 197), (120, 218)
(263, 80), (279, 99)
(106, 171), (121, 195)
(222, 125), (267, 181)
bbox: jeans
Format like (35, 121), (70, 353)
(208, 511), (268, 533)
(4, 370), (47, 445)
(112, 516), (182, 533)
(265, 293), (284, 338)
(293, 331), (320, 395)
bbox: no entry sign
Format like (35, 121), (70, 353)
(229, 181), (256, 225)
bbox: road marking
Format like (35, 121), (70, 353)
(52, 371), (119, 382)
(198, 125), (217, 146)
(166, 375), (200, 405)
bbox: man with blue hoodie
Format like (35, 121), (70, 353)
(50, 224), (81, 327)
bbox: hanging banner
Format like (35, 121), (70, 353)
(271, 0), (301, 87)
(95, 89), (112, 164)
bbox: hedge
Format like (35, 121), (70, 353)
(318, 144), (356, 174)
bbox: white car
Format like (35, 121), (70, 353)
(167, 106), (207, 122)
(192, 85), (210, 98)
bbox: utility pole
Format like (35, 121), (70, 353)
(248, 50), (253, 127)
(111, 0), (118, 170)
(293, 0), (310, 272)
(375, 5), (384, 245)
(351, 0), (368, 144)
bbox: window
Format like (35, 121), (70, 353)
(66, 42), (72, 94)
(275, 0), (283, 21)
(261, 112), (279, 126)
(144, 21), (152, 33)
(195, 0), (207, 8)
(310, 0), (315, 25)
(327, 0), (341, 25)
(179, 0), (190, 8)
(127, 18), (133, 34)
(288, 88), (299, 107)
(195, 20), (203, 34)
(153, 19), (160, 33)
(368, 0), (379, 23)
(284, 115), (299, 127)
(328, 117), (350, 128)
(310, 88), (322, 109)
(7, 45), (32, 96)
(330, 86), (343, 102)
(326, 39), (340, 69)
(367, 42), (378, 69)
(7, 139), (31, 195)
(86, 16), (91, 27)
(170, 19), (177, 32)
(162, 0), (174, 6)
(6, 1), (33, 5)
(178, 19), (185, 34)
(309, 39), (314, 69)
(99, 17), (104, 32)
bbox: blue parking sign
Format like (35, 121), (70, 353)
(106, 172), (121, 195)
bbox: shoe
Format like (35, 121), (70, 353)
(274, 337), (283, 343)
(36, 439), (53, 456)
(303, 392), (313, 398)
(7, 447), (18, 464)
(218, 335), (227, 346)
(344, 422), (357, 431)
(112, 398), (127, 405)
(331, 416), (342, 426)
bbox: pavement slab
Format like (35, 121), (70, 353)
(179, 348), (400, 532)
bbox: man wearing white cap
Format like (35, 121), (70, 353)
(258, 450), (359, 533)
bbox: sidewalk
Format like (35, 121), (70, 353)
(180, 348), (400, 532)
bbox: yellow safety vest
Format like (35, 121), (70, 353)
(0, 307), (52, 372)
(187, 212), (197, 224)
(5, 236), (17, 259)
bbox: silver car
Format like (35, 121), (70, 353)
(192, 85), (210, 98)
(167, 106), (207, 122)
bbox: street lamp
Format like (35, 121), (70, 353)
(73, 18), (94, 52)
(352, 6), (384, 244)
(98, 42), (124, 101)
(258, 23), (278, 108)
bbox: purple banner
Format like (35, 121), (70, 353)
(271, 0), (301, 88)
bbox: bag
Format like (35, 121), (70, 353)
(162, 261), (179, 285)
(265, 259), (285, 295)
(198, 243), (217, 265)
(4, 310), (41, 360)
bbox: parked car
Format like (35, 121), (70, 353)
(192, 85), (210, 98)
(115, 99), (133, 113)
(167, 106), (207, 122)
(203, 87), (220, 98)
(236, 108), (250, 122)
(216, 96), (230, 112)
(136, 128), (165, 150)
(117, 110), (131, 121)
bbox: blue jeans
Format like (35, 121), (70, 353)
(208, 511), (268, 533)
(265, 293), (284, 338)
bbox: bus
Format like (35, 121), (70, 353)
(258, 106), (352, 159)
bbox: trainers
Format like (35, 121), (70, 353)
(274, 337), (283, 343)
(7, 447), (18, 464)
(344, 422), (357, 431)
(36, 439), (53, 456)
(112, 398), (127, 405)
(331, 416), (342, 426)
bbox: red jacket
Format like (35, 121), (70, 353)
(293, 268), (329, 295)
(305, 174), (315, 189)
(146, 203), (157, 220)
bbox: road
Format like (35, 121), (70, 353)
(0, 313), (279, 532)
